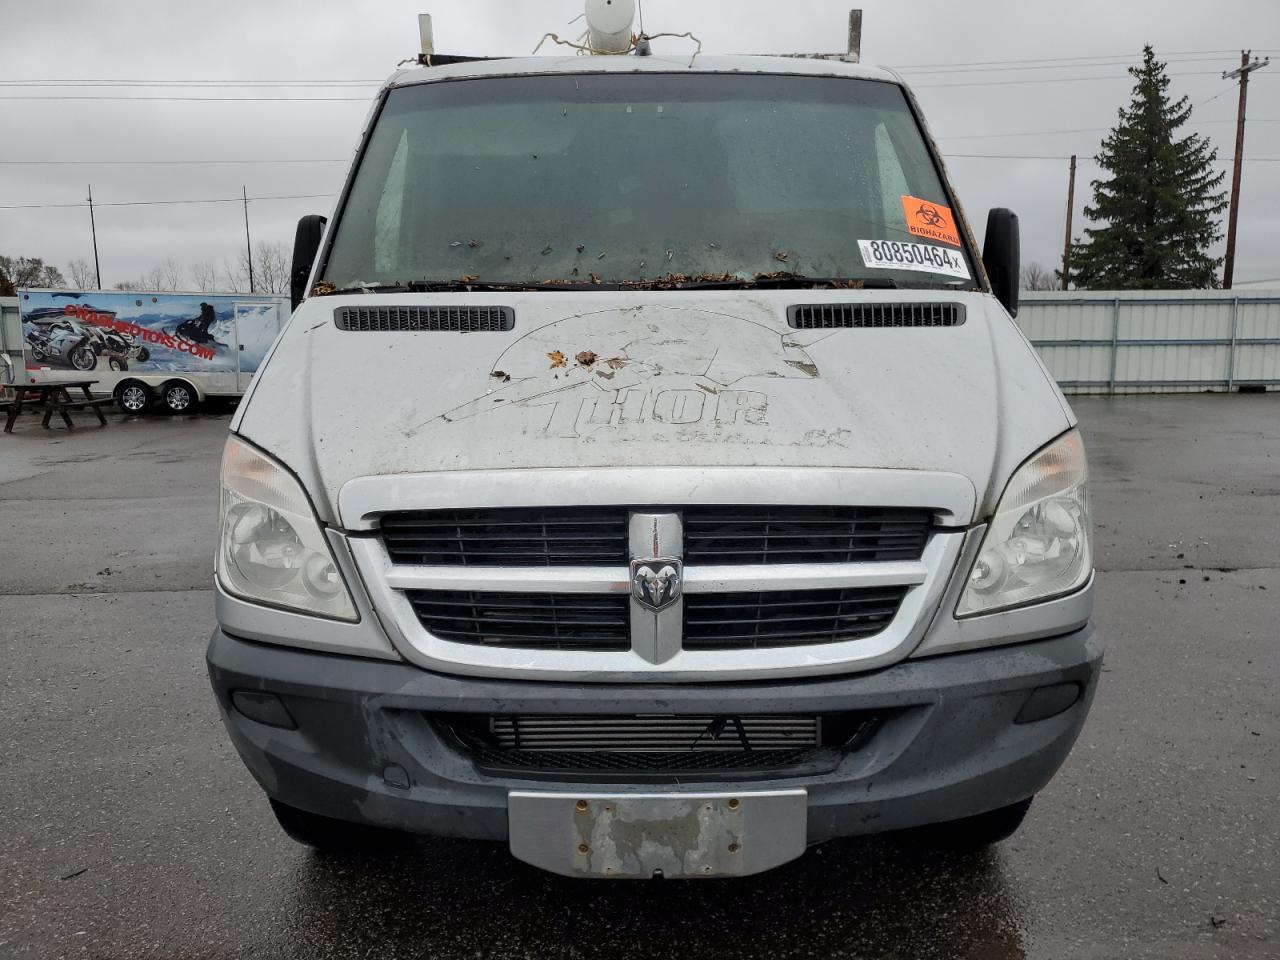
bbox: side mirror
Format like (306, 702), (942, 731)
(290, 214), (328, 311)
(982, 208), (1020, 317)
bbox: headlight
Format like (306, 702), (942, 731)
(217, 436), (357, 621)
(957, 430), (1091, 617)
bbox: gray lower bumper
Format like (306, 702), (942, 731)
(206, 626), (1102, 844)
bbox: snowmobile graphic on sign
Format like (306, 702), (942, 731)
(18, 291), (280, 376)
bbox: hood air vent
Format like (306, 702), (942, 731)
(334, 306), (514, 332)
(787, 303), (965, 330)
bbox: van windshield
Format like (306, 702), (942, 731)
(323, 72), (978, 289)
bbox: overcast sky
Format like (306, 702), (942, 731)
(2, 0), (1278, 289)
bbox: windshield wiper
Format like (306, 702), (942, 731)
(312, 282), (412, 296)
(399, 275), (902, 292)
(315, 275), (977, 295)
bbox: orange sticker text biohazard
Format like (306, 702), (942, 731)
(900, 195), (961, 248)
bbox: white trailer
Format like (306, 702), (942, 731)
(15, 289), (287, 413)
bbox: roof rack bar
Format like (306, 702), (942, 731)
(752, 9), (862, 63)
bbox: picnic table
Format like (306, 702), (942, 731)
(2, 380), (114, 433)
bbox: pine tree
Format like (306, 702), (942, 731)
(1069, 46), (1227, 289)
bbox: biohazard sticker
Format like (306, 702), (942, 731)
(858, 239), (971, 280)
(901, 195), (961, 247)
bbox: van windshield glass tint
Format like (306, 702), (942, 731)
(323, 73), (977, 288)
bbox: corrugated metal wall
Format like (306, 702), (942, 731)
(1016, 290), (1280, 394)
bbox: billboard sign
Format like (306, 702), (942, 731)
(18, 290), (282, 375)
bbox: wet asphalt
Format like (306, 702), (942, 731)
(0, 394), (1276, 959)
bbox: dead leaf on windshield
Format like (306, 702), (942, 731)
(605, 356), (627, 370)
(576, 351), (598, 368)
(547, 351), (568, 369)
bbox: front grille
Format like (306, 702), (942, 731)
(407, 590), (630, 650)
(787, 302), (965, 329)
(382, 506), (931, 567)
(683, 586), (908, 649)
(682, 506), (932, 565)
(436, 711), (875, 778)
(334, 305), (514, 332)
(381, 507), (629, 566)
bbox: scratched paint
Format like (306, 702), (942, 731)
(441, 306), (819, 437)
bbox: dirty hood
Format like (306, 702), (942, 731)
(234, 291), (1073, 526)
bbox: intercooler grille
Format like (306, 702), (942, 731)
(407, 591), (630, 650)
(787, 302), (965, 329)
(334, 305), (514, 332)
(489, 715), (820, 752)
(435, 712), (875, 777)
(682, 586), (909, 649)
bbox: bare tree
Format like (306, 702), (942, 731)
(232, 241), (290, 294)
(112, 280), (141, 291)
(254, 241), (290, 295)
(1020, 262), (1059, 291)
(160, 257), (186, 292)
(140, 265), (168, 291)
(67, 258), (97, 289)
(190, 260), (220, 293)
(221, 257), (247, 293)
(0, 255), (66, 295)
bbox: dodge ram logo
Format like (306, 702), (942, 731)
(630, 558), (683, 611)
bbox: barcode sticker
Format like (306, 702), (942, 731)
(858, 239), (971, 280)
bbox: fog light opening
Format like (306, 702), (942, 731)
(231, 689), (297, 729)
(1014, 682), (1083, 725)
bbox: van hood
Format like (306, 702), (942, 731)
(234, 291), (1073, 527)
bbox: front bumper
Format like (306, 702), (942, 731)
(207, 624), (1102, 844)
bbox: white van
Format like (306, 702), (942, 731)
(207, 10), (1099, 879)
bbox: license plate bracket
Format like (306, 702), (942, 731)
(508, 789), (807, 879)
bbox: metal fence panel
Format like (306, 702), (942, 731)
(1017, 291), (1280, 394)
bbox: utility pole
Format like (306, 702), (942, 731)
(87, 184), (102, 290)
(1222, 51), (1269, 289)
(242, 185), (255, 293)
(1061, 154), (1077, 290)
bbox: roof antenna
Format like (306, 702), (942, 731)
(584, 0), (636, 54)
(634, 0), (650, 55)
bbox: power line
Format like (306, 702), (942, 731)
(944, 153), (1280, 162)
(912, 70), (1252, 90)
(898, 55), (1250, 77)
(0, 94), (372, 102)
(0, 80), (383, 87)
(0, 192), (336, 211)
(0, 158), (351, 165)
(936, 119), (1279, 141)
(893, 49), (1258, 69)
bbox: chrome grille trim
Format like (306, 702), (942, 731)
(381, 560), (927, 594)
(347, 530), (965, 683)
